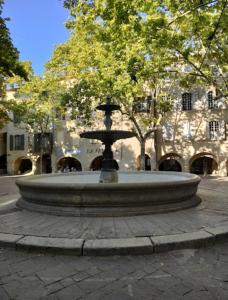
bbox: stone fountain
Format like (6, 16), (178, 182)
(80, 97), (136, 183)
(16, 98), (201, 216)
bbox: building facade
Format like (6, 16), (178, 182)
(0, 85), (227, 176)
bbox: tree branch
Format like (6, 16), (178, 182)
(199, 0), (228, 68)
(169, 0), (218, 25)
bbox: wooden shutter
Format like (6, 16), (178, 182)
(20, 135), (25, 150)
(10, 135), (14, 151)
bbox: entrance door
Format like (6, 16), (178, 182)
(190, 157), (215, 175)
(159, 159), (182, 172)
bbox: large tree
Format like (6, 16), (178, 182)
(61, 0), (228, 96)
(0, 0), (27, 127)
(49, 0), (227, 168)
(48, 0), (176, 169)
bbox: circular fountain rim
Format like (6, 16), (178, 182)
(16, 171), (201, 216)
(16, 171), (200, 190)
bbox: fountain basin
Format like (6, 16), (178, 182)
(16, 171), (201, 216)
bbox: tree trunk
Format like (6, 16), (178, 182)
(140, 139), (146, 170)
(154, 127), (162, 169)
(40, 132), (43, 174)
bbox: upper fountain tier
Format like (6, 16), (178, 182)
(80, 99), (137, 143)
(96, 102), (120, 112)
(80, 130), (136, 144)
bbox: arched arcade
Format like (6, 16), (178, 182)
(158, 153), (183, 172)
(57, 156), (82, 172)
(189, 153), (218, 175)
(14, 157), (33, 175)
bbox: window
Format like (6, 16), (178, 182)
(163, 123), (173, 141)
(33, 133), (53, 153)
(182, 121), (193, 139)
(182, 93), (192, 111)
(55, 107), (66, 120)
(9, 135), (25, 151)
(5, 83), (18, 90)
(13, 113), (21, 124)
(208, 91), (217, 109)
(209, 121), (219, 140)
(133, 96), (152, 113)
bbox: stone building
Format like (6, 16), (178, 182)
(0, 84), (227, 176)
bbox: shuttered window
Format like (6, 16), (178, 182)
(9, 135), (25, 151)
(208, 91), (218, 109)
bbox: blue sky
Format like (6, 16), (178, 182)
(3, 0), (69, 75)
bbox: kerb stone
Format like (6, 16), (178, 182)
(16, 236), (84, 255)
(151, 230), (214, 252)
(83, 237), (153, 256)
(205, 224), (228, 241)
(0, 233), (23, 247)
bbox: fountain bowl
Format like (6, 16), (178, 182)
(16, 171), (201, 217)
(80, 130), (136, 144)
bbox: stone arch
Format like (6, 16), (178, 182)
(90, 156), (119, 171)
(158, 153), (183, 172)
(14, 157), (33, 175)
(189, 152), (218, 175)
(136, 154), (151, 170)
(0, 154), (7, 174)
(57, 156), (82, 172)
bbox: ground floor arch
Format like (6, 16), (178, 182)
(35, 154), (52, 174)
(0, 154), (7, 174)
(136, 154), (151, 170)
(190, 153), (218, 175)
(90, 156), (119, 171)
(57, 156), (82, 172)
(158, 153), (183, 172)
(14, 157), (33, 175)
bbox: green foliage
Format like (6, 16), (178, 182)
(0, 0), (27, 84)
(51, 0), (227, 168)
(60, 80), (95, 126)
(13, 76), (64, 133)
(0, 0), (28, 127)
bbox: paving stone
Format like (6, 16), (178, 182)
(0, 287), (10, 300)
(16, 236), (84, 255)
(151, 230), (214, 252)
(36, 263), (77, 285)
(53, 284), (84, 299)
(3, 276), (44, 300)
(83, 237), (153, 256)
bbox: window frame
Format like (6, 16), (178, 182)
(182, 93), (192, 111)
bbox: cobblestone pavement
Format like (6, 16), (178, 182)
(0, 176), (19, 196)
(0, 242), (228, 299)
(0, 176), (228, 298)
(0, 177), (228, 239)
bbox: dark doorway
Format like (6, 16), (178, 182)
(19, 159), (32, 174)
(159, 159), (182, 172)
(137, 154), (151, 170)
(36, 155), (52, 174)
(57, 157), (82, 172)
(190, 156), (217, 175)
(90, 156), (119, 171)
(0, 154), (7, 174)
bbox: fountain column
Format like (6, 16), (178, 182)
(99, 101), (118, 183)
